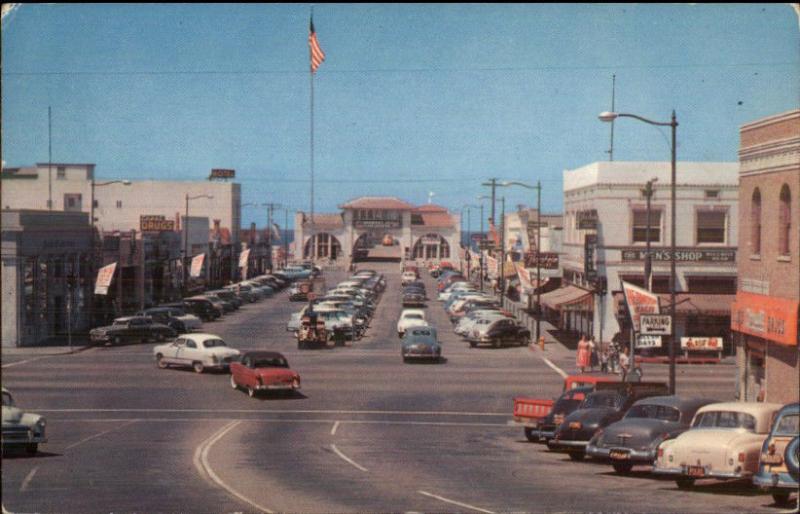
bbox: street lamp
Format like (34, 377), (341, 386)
(599, 110), (678, 394)
(89, 179), (130, 323)
(460, 204), (480, 278)
(496, 180), (543, 343)
(184, 194), (214, 296)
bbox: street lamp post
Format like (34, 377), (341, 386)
(599, 110), (678, 394)
(460, 204), (480, 279)
(496, 180), (543, 343)
(477, 196), (491, 292)
(643, 178), (658, 291)
(184, 194), (214, 297)
(90, 179), (130, 323)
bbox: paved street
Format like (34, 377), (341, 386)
(1, 265), (786, 513)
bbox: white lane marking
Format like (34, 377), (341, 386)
(330, 443), (368, 472)
(32, 408), (507, 416)
(194, 420), (274, 514)
(19, 467), (38, 492)
(2, 504), (11, 514)
(541, 357), (568, 379)
(418, 490), (495, 514)
(331, 420), (340, 435)
(1, 357), (44, 369)
(63, 420), (138, 450)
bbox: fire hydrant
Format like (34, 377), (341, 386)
(539, 336), (546, 351)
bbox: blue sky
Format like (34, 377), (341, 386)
(2, 4), (798, 229)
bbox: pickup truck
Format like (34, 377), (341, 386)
(513, 374), (618, 442)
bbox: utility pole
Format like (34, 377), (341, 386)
(643, 178), (658, 291)
(499, 197), (506, 299)
(48, 106), (52, 210)
(481, 178), (498, 225)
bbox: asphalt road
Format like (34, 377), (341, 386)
(2, 264), (790, 513)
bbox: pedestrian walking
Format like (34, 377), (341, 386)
(588, 336), (597, 372)
(619, 346), (630, 381)
(599, 343), (609, 373)
(576, 334), (590, 373)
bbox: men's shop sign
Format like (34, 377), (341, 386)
(731, 292), (799, 346)
(621, 248), (736, 263)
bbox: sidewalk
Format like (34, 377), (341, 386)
(2, 335), (94, 356)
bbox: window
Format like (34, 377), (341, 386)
(632, 209), (661, 243)
(751, 188), (761, 254)
(57, 166), (66, 179)
(779, 184), (791, 256)
(687, 276), (737, 294)
(116, 200), (123, 208)
(704, 190), (719, 199)
(186, 340), (197, 349)
(696, 211), (726, 244)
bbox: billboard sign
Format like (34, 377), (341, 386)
(681, 337), (723, 351)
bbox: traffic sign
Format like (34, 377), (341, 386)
(640, 314), (672, 335)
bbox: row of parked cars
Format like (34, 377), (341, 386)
(513, 374), (799, 506)
(433, 269), (531, 348)
(396, 265), (444, 363)
(89, 271), (305, 345)
(287, 269), (386, 348)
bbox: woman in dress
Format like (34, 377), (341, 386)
(576, 334), (590, 373)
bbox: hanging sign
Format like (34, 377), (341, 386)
(94, 262), (117, 295)
(190, 253), (205, 278)
(640, 314), (673, 336)
(622, 281), (660, 332)
(636, 335), (662, 349)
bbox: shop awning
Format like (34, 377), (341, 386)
(613, 292), (736, 317)
(540, 285), (593, 311)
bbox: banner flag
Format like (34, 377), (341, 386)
(190, 253), (205, 278)
(621, 281), (660, 332)
(94, 262), (117, 295)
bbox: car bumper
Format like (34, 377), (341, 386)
(2, 429), (47, 445)
(653, 464), (750, 480)
(753, 471), (799, 490)
(586, 444), (657, 462)
(403, 351), (440, 359)
(548, 439), (590, 451)
(254, 383), (300, 391)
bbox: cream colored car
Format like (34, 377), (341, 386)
(654, 401), (784, 489)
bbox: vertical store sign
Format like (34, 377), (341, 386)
(94, 262), (117, 295)
(621, 281), (660, 332)
(190, 254), (205, 278)
(584, 234), (597, 281)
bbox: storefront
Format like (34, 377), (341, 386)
(1, 210), (93, 347)
(731, 292), (799, 404)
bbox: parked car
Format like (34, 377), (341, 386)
(137, 307), (195, 334)
(548, 382), (670, 460)
(653, 401), (785, 489)
(586, 395), (716, 473)
(177, 298), (221, 322)
(90, 316), (177, 345)
(230, 351), (301, 397)
(401, 271), (418, 286)
(468, 317), (530, 348)
(401, 326), (442, 363)
(397, 308), (428, 338)
(153, 333), (240, 373)
(753, 402), (799, 506)
(225, 283), (260, 303)
(402, 287), (427, 307)
(204, 292), (236, 312)
(152, 306), (203, 331)
(2, 388), (47, 455)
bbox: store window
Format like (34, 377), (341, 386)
(632, 209), (661, 243)
(696, 211), (727, 244)
(751, 188), (761, 255)
(779, 184), (791, 256)
(57, 166), (66, 179)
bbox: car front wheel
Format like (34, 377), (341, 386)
(771, 492), (791, 506)
(156, 354), (168, 369)
(612, 461), (633, 474)
(193, 362), (204, 374)
(26, 443), (38, 455)
(524, 427), (539, 443)
(568, 451), (585, 461)
(675, 477), (695, 490)
(113, 335), (122, 345)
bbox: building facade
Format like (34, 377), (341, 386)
(731, 109), (799, 404)
(559, 161), (739, 352)
(294, 197), (460, 268)
(2, 210), (93, 347)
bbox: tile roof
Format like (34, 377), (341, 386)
(302, 213), (344, 228)
(340, 197), (415, 210)
(414, 204), (449, 213)
(419, 212), (455, 228)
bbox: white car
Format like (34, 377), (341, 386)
(153, 333), (240, 373)
(397, 308), (428, 338)
(2, 388), (47, 455)
(455, 311), (506, 337)
(401, 271), (418, 286)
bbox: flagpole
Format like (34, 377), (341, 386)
(309, 11), (315, 226)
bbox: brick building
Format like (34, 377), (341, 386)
(731, 109), (799, 404)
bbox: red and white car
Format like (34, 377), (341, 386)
(230, 351), (301, 397)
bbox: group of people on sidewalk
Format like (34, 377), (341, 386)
(575, 334), (630, 377)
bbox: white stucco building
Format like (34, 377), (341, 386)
(557, 161), (739, 352)
(294, 197), (461, 267)
(1, 163), (241, 244)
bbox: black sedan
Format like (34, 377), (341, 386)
(586, 395), (715, 473)
(527, 386), (594, 443)
(89, 316), (177, 345)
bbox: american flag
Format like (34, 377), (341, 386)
(308, 18), (325, 73)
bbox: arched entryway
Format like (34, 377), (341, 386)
(412, 233), (450, 260)
(303, 233), (342, 260)
(352, 232), (402, 262)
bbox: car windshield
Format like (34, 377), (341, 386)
(693, 410), (757, 431)
(253, 357), (288, 368)
(581, 392), (623, 409)
(405, 314), (423, 320)
(2, 392), (13, 406)
(202, 339), (228, 348)
(774, 413), (799, 436)
(112, 320), (128, 326)
(625, 404), (681, 422)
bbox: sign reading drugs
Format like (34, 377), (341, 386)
(190, 253), (205, 278)
(94, 262), (117, 295)
(640, 314), (672, 336)
(622, 281), (660, 332)
(140, 215), (175, 232)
